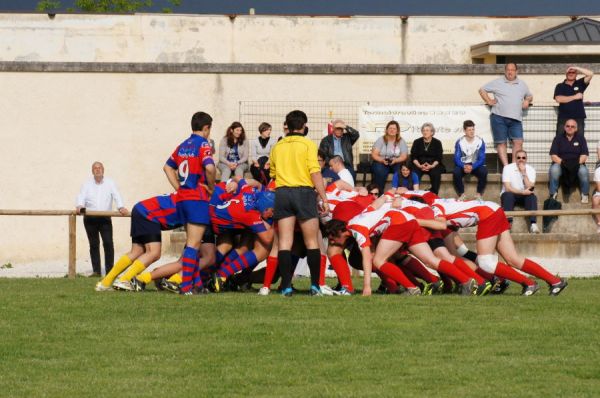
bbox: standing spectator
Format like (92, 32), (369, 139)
(554, 66), (594, 136)
(76, 161), (128, 277)
(370, 121), (408, 193)
(218, 122), (249, 181)
(592, 142), (600, 233)
(270, 110), (329, 297)
(500, 150), (540, 233)
(319, 119), (360, 179)
(479, 63), (533, 166)
(250, 122), (276, 184)
(318, 150), (340, 186)
(391, 162), (420, 190)
(453, 120), (488, 200)
(549, 119), (589, 203)
(329, 155), (355, 187)
(411, 122), (445, 195)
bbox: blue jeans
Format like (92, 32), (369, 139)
(453, 165), (488, 195)
(371, 161), (400, 193)
(548, 163), (589, 196)
(501, 192), (538, 224)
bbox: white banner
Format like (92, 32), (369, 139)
(358, 105), (493, 154)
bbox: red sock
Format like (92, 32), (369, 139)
(476, 268), (495, 281)
(453, 257), (484, 285)
(374, 269), (399, 293)
(319, 255), (327, 286)
(495, 262), (533, 286)
(439, 273), (455, 293)
(403, 257), (439, 283)
(329, 254), (354, 291)
(437, 260), (470, 284)
(263, 256), (278, 288)
(379, 263), (417, 289)
(401, 267), (421, 287)
(520, 258), (560, 285)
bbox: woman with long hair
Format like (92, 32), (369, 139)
(370, 120), (408, 192)
(218, 121), (250, 180)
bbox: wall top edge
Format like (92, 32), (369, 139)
(1, 62), (599, 74)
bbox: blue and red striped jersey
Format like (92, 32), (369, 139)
(166, 134), (214, 202)
(209, 181), (267, 234)
(133, 193), (182, 230)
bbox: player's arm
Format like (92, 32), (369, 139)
(417, 217), (447, 231)
(360, 246), (373, 296)
(334, 179), (354, 192)
(163, 164), (180, 191)
(205, 163), (216, 195)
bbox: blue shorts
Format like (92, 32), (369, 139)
(176, 200), (210, 225)
(490, 113), (523, 144)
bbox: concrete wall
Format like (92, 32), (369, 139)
(2, 13), (600, 264)
(0, 13), (584, 64)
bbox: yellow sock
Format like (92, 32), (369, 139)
(136, 271), (152, 284)
(167, 273), (182, 285)
(118, 260), (147, 282)
(100, 255), (132, 287)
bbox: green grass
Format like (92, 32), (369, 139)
(0, 278), (599, 397)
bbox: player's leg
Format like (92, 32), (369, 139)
(372, 238), (419, 292)
(96, 243), (144, 290)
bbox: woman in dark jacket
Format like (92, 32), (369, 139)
(411, 122), (445, 194)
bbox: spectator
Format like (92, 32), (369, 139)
(318, 149), (340, 186)
(218, 122), (249, 180)
(500, 150), (540, 233)
(554, 66), (594, 136)
(592, 142), (600, 233)
(549, 119), (589, 203)
(76, 161), (128, 277)
(411, 122), (445, 195)
(370, 120), (408, 193)
(479, 62), (533, 166)
(453, 120), (488, 200)
(250, 122), (276, 184)
(392, 161), (420, 190)
(329, 155), (354, 187)
(366, 183), (380, 198)
(319, 119), (360, 179)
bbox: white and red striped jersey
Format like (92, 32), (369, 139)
(397, 198), (442, 220)
(432, 198), (500, 229)
(347, 207), (414, 248)
(399, 190), (440, 206)
(322, 185), (374, 222)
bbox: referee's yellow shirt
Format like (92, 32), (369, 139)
(269, 134), (321, 187)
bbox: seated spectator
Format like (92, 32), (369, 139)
(392, 162), (420, 190)
(370, 121), (408, 193)
(500, 150), (540, 233)
(366, 183), (380, 198)
(549, 119), (589, 203)
(329, 155), (354, 187)
(250, 122), (276, 184)
(319, 119), (360, 179)
(218, 122), (249, 181)
(411, 122), (445, 194)
(318, 149), (340, 186)
(452, 120), (488, 200)
(592, 142), (600, 233)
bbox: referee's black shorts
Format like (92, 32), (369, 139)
(273, 186), (318, 221)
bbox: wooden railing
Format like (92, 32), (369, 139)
(1, 207), (600, 278)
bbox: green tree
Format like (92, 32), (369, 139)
(37, 0), (181, 13)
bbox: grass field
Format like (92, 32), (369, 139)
(0, 278), (599, 397)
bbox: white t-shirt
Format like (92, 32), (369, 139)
(337, 168), (355, 187)
(501, 163), (536, 194)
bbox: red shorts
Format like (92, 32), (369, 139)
(476, 208), (510, 240)
(381, 220), (431, 246)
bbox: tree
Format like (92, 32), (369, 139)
(37, 0), (181, 13)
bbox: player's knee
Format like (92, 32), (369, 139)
(477, 254), (498, 273)
(372, 255), (386, 269)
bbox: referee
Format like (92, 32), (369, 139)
(270, 110), (329, 296)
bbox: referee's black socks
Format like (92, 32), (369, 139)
(306, 249), (321, 288)
(278, 250), (293, 290)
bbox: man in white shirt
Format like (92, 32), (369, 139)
(329, 155), (355, 187)
(76, 161), (128, 276)
(500, 150), (539, 233)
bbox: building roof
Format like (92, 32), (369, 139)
(518, 17), (600, 42)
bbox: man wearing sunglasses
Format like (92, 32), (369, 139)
(549, 119), (590, 203)
(500, 150), (539, 233)
(554, 66), (593, 136)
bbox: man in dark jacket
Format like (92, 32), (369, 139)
(319, 119), (360, 179)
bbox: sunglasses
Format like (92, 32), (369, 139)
(565, 125), (577, 128)
(516, 156), (527, 160)
(370, 192), (380, 196)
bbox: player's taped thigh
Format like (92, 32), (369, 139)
(477, 254), (498, 274)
